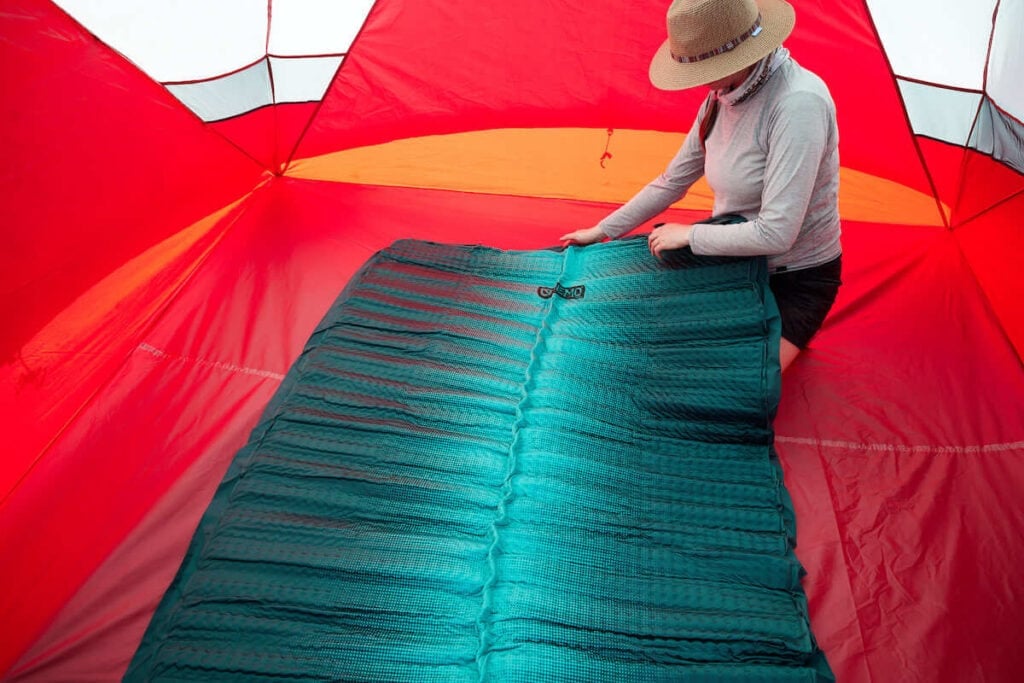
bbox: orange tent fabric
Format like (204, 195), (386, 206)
(2, 1), (1022, 680)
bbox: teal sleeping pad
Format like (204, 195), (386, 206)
(126, 237), (833, 681)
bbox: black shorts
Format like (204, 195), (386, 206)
(769, 256), (842, 349)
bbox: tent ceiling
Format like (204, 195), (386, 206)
(868, 0), (1024, 174)
(54, 0), (374, 122)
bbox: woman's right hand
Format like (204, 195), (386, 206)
(559, 226), (606, 246)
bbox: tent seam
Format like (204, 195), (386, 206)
(162, 56), (269, 85)
(137, 343), (286, 381)
(161, 52), (347, 86)
(777, 436), (1024, 454)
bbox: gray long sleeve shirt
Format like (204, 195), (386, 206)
(598, 56), (842, 272)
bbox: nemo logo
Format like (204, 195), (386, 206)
(537, 283), (586, 300)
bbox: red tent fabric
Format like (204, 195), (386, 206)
(2, 1), (1022, 680)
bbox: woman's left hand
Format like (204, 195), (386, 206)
(648, 223), (693, 258)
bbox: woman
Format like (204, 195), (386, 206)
(561, 0), (842, 372)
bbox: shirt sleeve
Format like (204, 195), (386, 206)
(596, 101), (709, 239)
(689, 90), (832, 257)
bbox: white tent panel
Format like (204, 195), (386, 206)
(967, 100), (995, 156)
(867, 0), (996, 90)
(268, 0), (376, 56)
(974, 99), (1024, 174)
(167, 60), (273, 122)
(898, 79), (983, 146)
(987, 0), (1024, 120)
(54, 0), (268, 82)
(270, 56), (345, 103)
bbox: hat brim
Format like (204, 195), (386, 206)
(649, 0), (796, 91)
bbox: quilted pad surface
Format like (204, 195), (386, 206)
(127, 238), (832, 681)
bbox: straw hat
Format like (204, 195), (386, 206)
(649, 0), (795, 90)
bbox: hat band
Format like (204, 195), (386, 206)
(670, 14), (763, 64)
